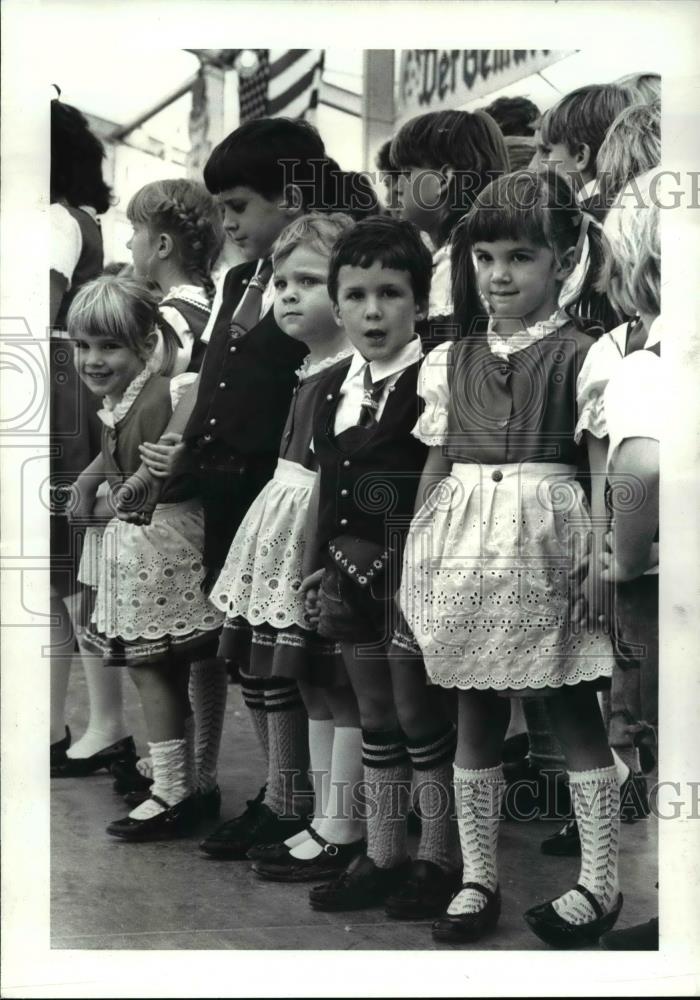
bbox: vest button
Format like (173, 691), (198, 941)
(492, 469), (503, 483)
(229, 345), (237, 353)
(341, 489), (348, 497)
(209, 418), (217, 426)
(343, 460), (351, 467)
(219, 381), (227, 389)
(326, 394), (333, 401)
(203, 434), (213, 442)
(340, 518), (348, 527)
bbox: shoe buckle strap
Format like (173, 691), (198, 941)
(305, 825), (339, 856)
(573, 883), (604, 921)
(460, 881), (497, 904)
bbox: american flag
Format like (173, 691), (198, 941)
(238, 50), (324, 122)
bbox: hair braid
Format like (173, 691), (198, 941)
(126, 179), (224, 303)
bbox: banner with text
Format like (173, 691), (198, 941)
(397, 50), (572, 121)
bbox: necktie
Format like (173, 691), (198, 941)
(229, 259), (273, 340)
(357, 364), (390, 428)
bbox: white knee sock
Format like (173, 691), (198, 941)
(128, 739), (192, 820)
(287, 717), (334, 860)
(553, 765), (620, 924)
(188, 659), (228, 792)
(448, 764), (505, 916)
(611, 747), (630, 784)
(291, 724), (363, 860)
(67, 649), (128, 758)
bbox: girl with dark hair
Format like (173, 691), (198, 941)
(389, 109), (509, 345)
(399, 169), (623, 948)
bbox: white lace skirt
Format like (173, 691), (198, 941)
(399, 462), (614, 692)
(210, 458), (316, 630)
(94, 498), (223, 640)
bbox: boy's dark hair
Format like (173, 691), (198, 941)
(541, 84), (632, 177)
(203, 117), (327, 207)
(328, 217), (432, 305)
(51, 99), (112, 214)
(389, 109), (509, 244)
(482, 95), (541, 137)
(375, 139), (393, 173)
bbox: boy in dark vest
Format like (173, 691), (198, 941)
(129, 118), (330, 857)
(302, 218), (461, 917)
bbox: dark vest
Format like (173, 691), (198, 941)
(160, 296), (211, 373)
(443, 323), (595, 467)
(183, 261), (307, 461)
(55, 206), (104, 328)
(313, 360), (427, 556)
(101, 375), (196, 504)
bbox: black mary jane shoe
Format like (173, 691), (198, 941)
(309, 854), (413, 912)
(253, 830), (365, 883)
(524, 884), (623, 949)
(106, 794), (199, 842)
(111, 757), (153, 796)
(50, 727), (72, 769)
(123, 784), (221, 817)
(246, 833), (309, 863)
(432, 882), (501, 943)
(385, 859), (462, 921)
(51, 736), (137, 778)
(540, 818), (581, 857)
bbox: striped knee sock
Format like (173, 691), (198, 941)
(240, 670), (269, 764)
(407, 724), (460, 872)
(362, 728), (411, 870)
(263, 680), (310, 818)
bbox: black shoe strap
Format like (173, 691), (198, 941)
(573, 883), (604, 920)
(460, 881), (498, 903)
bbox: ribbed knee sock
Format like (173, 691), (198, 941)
(240, 670), (269, 764)
(188, 659), (228, 792)
(448, 764), (506, 916)
(362, 728), (411, 870)
(553, 765), (620, 923)
(407, 724), (460, 872)
(263, 680), (310, 818)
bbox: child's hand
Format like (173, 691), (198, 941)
(138, 433), (185, 479)
(114, 471), (161, 525)
(300, 569), (324, 629)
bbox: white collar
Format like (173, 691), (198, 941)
(347, 335), (423, 383)
(487, 311), (568, 359)
(295, 345), (354, 382)
(161, 284), (210, 309)
(97, 367), (152, 429)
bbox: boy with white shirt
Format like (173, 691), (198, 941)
(302, 218), (461, 917)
